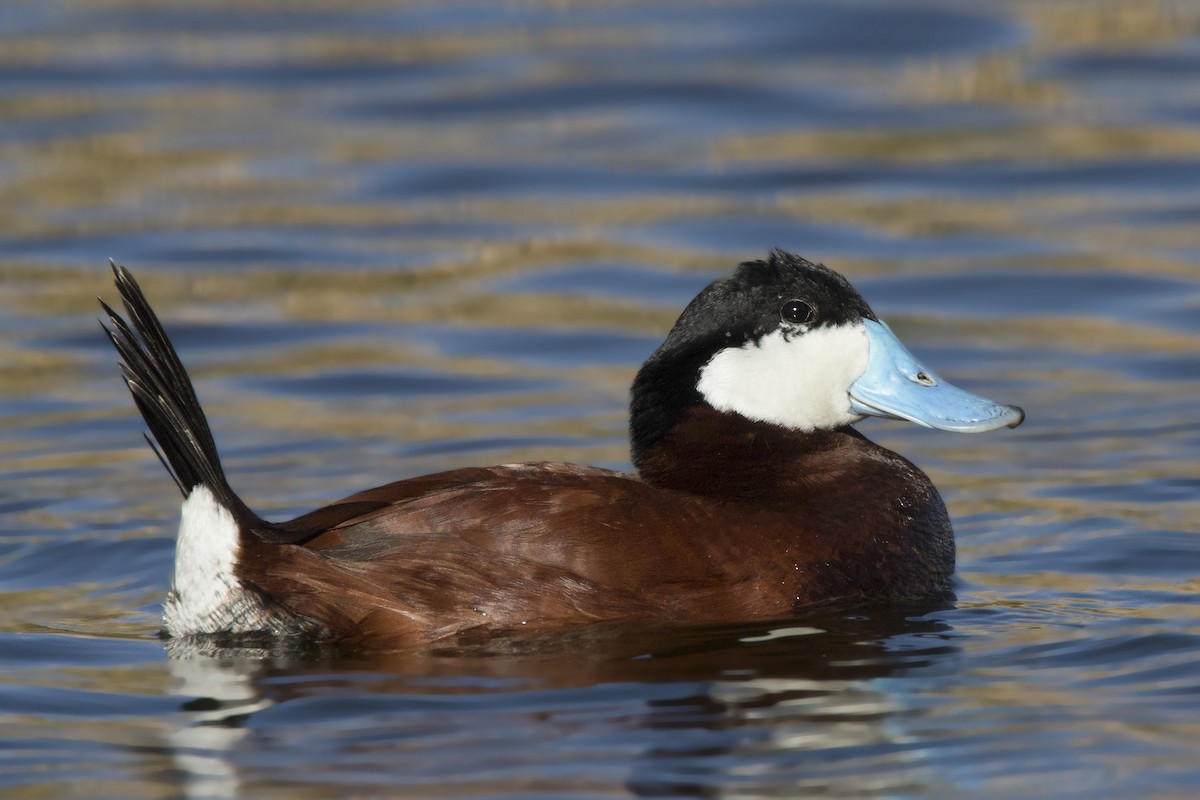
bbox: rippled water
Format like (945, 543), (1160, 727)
(3, 1), (1200, 797)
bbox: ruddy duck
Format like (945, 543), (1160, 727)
(102, 250), (1022, 650)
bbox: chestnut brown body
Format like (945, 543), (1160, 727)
(101, 251), (1018, 651)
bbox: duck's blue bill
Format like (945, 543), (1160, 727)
(849, 320), (1024, 433)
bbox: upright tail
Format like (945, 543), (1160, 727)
(100, 261), (297, 541)
(102, 262), (379, 555)
(103, 261), (332, 639)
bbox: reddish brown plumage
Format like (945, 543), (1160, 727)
(235, 408), (953, 650)
(100, 253), (994, 652)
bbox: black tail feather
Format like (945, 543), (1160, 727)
(101, 261), (262, 524)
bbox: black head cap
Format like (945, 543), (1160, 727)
(629, 250), (876, 467)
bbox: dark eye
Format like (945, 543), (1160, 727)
(780, 299), (816, 325)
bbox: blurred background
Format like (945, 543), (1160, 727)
(2, 1), (1199, 798)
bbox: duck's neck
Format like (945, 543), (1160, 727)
(633, 406), (868, 500)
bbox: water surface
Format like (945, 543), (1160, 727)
(2, 1), (1200, 797)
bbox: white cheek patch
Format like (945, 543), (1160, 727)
(696, 322), (870, 431)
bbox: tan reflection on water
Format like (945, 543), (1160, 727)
(0, 1), (1196, 509)
(0, 20), (1194, 800)
(0, 1), (1198, 732)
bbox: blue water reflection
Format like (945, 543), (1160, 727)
(2, 0), (1200, 797)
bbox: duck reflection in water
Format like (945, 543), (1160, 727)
(164, 606), (959, 798)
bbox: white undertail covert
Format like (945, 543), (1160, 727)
(164, 485), (268, 636)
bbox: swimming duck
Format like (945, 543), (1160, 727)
(101, 250), (1022, 650)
